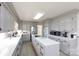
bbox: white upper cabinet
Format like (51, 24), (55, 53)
(0, 3), (1, 32)
(0, 3), (16, 32)
(59, 16), (73, 32)
(49, 11), (77, 33)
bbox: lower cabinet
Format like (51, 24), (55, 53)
(60, 40), (70, 55)
(60, 39), (77, 56)
(49, 35), (77, 56)
(12, 43), (22, 56)
(33, 41), (44, 56)
(12, 37), (23, 56)
(32, 36), (44, 56)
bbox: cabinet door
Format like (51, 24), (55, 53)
(1, 4), (15, 32)
(59, 18), (65, 31)
(39, 45), (44, 56)
(35, 42), (40, 55)
(61, 40), (70, 55)
(0, 4), (1, 23)
(1, 6), (10, 32)
(0, 4), (1, 32)
(68, 39), (77, 55)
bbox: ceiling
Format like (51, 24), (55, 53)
(12, 2), (79, 22)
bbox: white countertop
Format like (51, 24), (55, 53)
(35, 37), (59, 46)
(0, 34), (22, 56)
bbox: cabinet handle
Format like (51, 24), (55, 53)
(37, 43), (39, 45)
(0, 4), (1, 6)
(0, 28), (2, 31)
(40, 52), (43, 56)
(40, 46), (43, 49)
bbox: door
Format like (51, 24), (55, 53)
(43, 26), (48, 38)
(37, 25), (43, 36)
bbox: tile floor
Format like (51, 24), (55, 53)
(20, 41), (36, 56)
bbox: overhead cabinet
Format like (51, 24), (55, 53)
(49, 10), (77, 33)
(0, 3), (17, 32)
(0, 3), (1, 31)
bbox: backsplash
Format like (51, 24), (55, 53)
(50, 30), (68, 37)
(50, 30), (77, 38)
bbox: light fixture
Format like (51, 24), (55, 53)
(34, 13), (44, 19)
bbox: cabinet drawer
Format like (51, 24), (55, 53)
(40, 45), (44, 56)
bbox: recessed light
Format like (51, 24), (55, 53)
(34, 13), (44, 20)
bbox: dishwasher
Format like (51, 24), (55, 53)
(22, 32), (30, 42)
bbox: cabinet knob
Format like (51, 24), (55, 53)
(40, 52), (43, 56)
(0, 28), (2, 31)
(37, 43), (39, 45)
(0, 4), (1, 6)
(40, 46), (43, 49)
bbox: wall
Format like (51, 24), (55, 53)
(18, 20), (37, 33)
(42, 19), (50, 37)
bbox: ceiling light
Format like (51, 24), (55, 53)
(34, 13), (44, 19)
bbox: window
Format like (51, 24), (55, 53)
(37, 25), (43, 36)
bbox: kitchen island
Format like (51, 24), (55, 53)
(32, 35), (60, 56)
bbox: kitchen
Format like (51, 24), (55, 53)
(0, 2), (79, 56)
